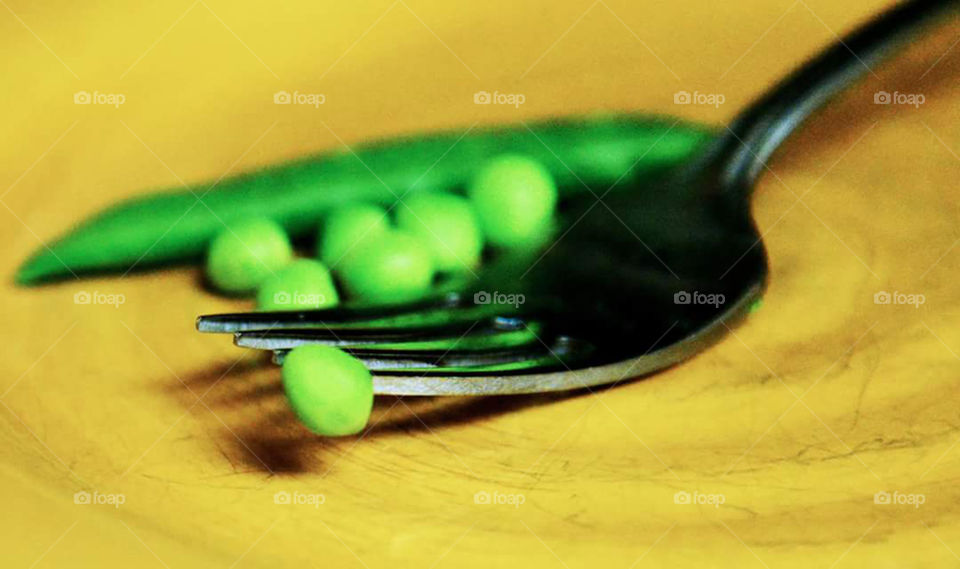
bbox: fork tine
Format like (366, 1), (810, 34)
(195, 295), (521, 334)
(300, 346), (550, 369)
(235, 317), (537, 349)
(271, 344), (572, 374)
(269, 333), (593, 375)
(195, 296), (454, 333)
(234, 318), (497, 348)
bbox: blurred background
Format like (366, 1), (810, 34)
(1, 0), (959, 566)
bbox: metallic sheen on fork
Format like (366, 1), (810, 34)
(197, 0), (957, 395)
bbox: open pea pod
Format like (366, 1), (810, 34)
(16, 114), (715, 284)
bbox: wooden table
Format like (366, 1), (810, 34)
(2, 0), (958, 566)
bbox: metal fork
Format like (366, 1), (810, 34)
(198, 0), (955, 395)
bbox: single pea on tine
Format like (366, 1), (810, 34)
(282, 345), (373, 437)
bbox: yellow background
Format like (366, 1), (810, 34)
(2, 0), (959, 566)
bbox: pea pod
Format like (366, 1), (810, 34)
(16, 114), (714, 284)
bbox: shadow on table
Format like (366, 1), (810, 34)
(165, 356), (602, 474)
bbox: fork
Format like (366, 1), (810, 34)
(198, 0), (955, 395)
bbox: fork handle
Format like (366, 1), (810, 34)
(716, 0), (958, 193)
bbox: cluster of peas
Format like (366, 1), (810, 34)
(204, 155), (558, 436)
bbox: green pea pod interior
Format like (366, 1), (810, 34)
(16, 113), (714, 285)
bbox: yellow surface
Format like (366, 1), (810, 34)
(2, 0), (959, 566)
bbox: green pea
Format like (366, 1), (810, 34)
(468, 154), (558, 248)
(395, 192), (482, 272)
(282, 345), (373, 436)
(256, 259), (340, 311)
(319, 203), (390, 267)
(338, 230), (435, 304)
(206, 218), (292, 294)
